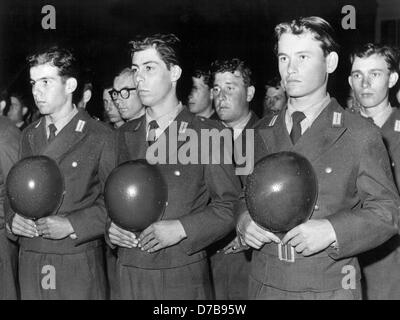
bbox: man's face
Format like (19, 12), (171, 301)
(213, 71), (252, 123)
(349, 54), (398, 109)
(278, 32), (331, 99)
(8, 96), (24, 122)
(103, 88), (122, 123)
(188, 76), (212, 114)
(112, 73), (142, 120)
(30, 63), (70, 116)
(131, 47), (174, 108)
(263, 85), (286, 112)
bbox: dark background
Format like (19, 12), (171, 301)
(0, 0), (379, 118)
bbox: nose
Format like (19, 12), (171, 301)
(287, 58), (297, 75)
(105, 102), (113, 112)
(361, 76), (370, 88)
(216, 88), (228, 101)
(32, 83), (41, 97)
(134, 69), (144, 87)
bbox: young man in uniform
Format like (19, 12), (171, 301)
(108, 34), (241, 299)
(236, 17), (400, 300)
(188, 67), (219, 120)
(0, 115), (20, 299)
(348, 43), (400, 299)
(208, 58), (258, 299)
(6, 46), (116, 299)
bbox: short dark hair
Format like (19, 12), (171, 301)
(274, 16), (339, 57)
(265, 76), (283, 89)
(129, 33), (181, 69)
(27, 46), (79, 80)
(210, 58), (253, 87)
(350, 43), (399, 73)
(192, 67), (212, 88)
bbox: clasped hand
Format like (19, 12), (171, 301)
(237, 211), (336, 256)
(11, 213), (74, 240)
(108, 220), (187, 253)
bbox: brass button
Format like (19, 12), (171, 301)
(325, 167), (332, 174)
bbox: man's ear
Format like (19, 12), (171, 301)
(348, 76), (354, 91)
(389, 71), (399, 89)
(22, 106), (28, 116)
(209, 88), (214, 101)
(0, 100), (6, 112)
(65, 78), (78, 94)
(170, 65), (182, 82)
(326, 52), (339, 74)
(83, 89), (92, 104)
(246, 85), (256, 102)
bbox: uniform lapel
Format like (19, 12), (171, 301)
(381, 108), (400, 155)
(293, 99), (347, 163)
(257, 107), (292, 155)
(123, 116), (148, 160)
(42, 110), (90, 162)
(161, 107), (196, 161)
(28, 118), (48, 155)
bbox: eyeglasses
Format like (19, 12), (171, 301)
(109, 87), (136, 100)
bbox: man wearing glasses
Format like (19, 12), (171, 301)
(110, 68), (144, 122)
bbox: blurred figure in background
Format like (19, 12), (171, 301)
(2, 92), (30, 130)
(103, 86), (124, 129)
(188, 67), (219, 120)
(262, 77), (287, 117)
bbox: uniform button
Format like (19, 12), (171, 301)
(325, 167), (332, 174)
(72, 161), (78, 167)
(174, 170), (181, 176)
(314, 205), (319, 211)
(392, 162), (395, 167)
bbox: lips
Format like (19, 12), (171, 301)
(361, 92), (374, 97)
(138, 89), (150, 96)
(286, 79), (301, 84)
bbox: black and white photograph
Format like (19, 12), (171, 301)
(0, 0), (400, 304)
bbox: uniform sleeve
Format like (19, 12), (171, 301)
(0, 126), (20, 226)
(4, 128), (27, 241)
(179, 129), (242, 255)
(67, 131), (117, 245)
(326, 131), (400, 259)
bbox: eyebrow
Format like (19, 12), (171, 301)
(351, 68), (385, 74)
(132, 60), (160, 67)
(277, 51), (312, 56)
(30, 76), (54, 82)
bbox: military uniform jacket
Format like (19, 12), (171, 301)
(0, 116), (20, 226)
(358, 107), (400, 299)
(6, 109), (117, 253)
(249, 98), (400, 291)
(115, 107), (242, 269)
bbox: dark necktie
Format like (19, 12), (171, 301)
(48, 123), (57, 143)
(290, 111), (305, 145)
(147, 120), (159, 146)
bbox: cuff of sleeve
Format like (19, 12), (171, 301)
(325, 213), (347, 260)
(178, 216), (195, 255)
(67, 214), (92, 245)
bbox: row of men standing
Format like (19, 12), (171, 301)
(0, 15), (400, 299)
